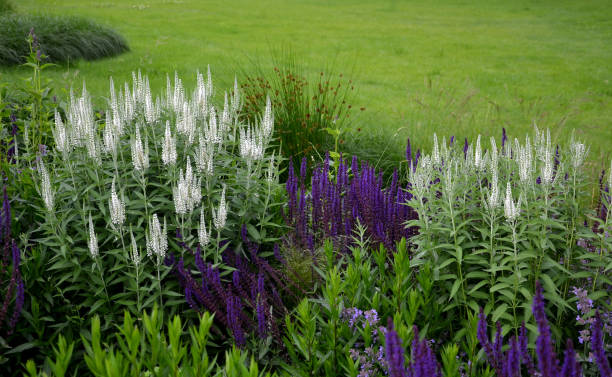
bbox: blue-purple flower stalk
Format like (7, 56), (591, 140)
(0, 186), (24, 335)
(385, 318), (441, 377)
(476, 281), (602, 377)
(285, 154), (418, 254)
(169, 232), (292, 347)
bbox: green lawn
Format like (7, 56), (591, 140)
(2, 0), (611, 169)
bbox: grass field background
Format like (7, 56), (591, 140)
(2, 0), (611, 170)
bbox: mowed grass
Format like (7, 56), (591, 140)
(2, 0), (611, 171)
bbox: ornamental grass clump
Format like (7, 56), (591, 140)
(405, 127), (612, 339)
(240, 54), (361, 164)
(33, 69), (283, 330)
(0, 15), (129, 66)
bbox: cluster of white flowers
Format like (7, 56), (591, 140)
(516, 136), (533, 184)
(195, 132), (214, 176)
(173, 157), (201, 215)
(199, 207), (210, 248)
(212, 185), (227, 230)
(130, 126), (149, 171)
(504, 182), (521, 223)
(570, 139), (588, 170)
(68, 84), (100, 163)
(162, 121), (177, 166)
(109, 179), (126, 227)
(146, 214), (168, 265)
(408, 126), (597, 223)
(130, 231), (140, 267)
(53, 110), (69, 155)
(42, 69), (278, 273)
(39, 160), (54, 212)
(88, 213), (99, 259)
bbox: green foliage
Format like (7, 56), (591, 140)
(19, 70), (284, 372)
(0, 0), (14, 14)
(406, 129), (611, 340)
(0, 14), (129, 66)
(25, 307), (276, 377)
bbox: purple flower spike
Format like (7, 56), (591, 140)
(502, 127), (507, 149)
(406, 137), (412, 163)
(385, 318), (407, 377)
(559, 339), (581, 377)
(503, 336), (521, 377)
(463, 137), (469, 159)
(591, 311), (612, 377)
(533, 281), (559, 377)
(519, 322), (536, 375)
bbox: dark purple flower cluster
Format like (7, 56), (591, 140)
(477, 282), (612, 377)
(284, 154), (418, 254)
(5, 113), (18, 164)
(385, 318), (442, 377)
(0, 186), (24, 335)
(168, 231), (294, 348)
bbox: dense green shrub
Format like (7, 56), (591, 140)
(24, 306), (275, 377)
(0, 14), (129, 66)
(10, 70), (284, 374)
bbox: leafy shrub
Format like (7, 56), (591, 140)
(22, 70), (283, 370)
(405, 128), (611, 337)
(24, 306), (276, 377)
(0, 14), (129, 66)
(240, 53), (362, 165)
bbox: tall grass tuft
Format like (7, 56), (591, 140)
(0, 14), (129, 66)
(239, 51), (361, 165)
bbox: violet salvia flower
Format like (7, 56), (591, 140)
(559, 340), (582, 377)
(385, 318), (407, 377)
(503, 336), (521, 377)
(409, 325), (442, 377)
(533, 282), (559, 377)
(591, 311), (612, 377)
(519, 322), (536, 375)
(406, 137), (412, 163)
(477, 308), (502, 375)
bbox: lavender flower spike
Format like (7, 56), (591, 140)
(591, 311), (612, 377)
(533, 281), (559, 377)
(385, 318), (407, 377)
